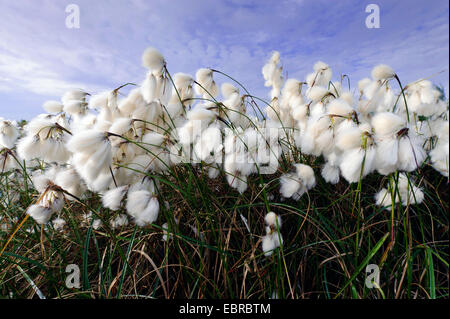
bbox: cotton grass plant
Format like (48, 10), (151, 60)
(0, 47), (448, 299)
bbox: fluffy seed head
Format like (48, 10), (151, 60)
(371, 64), (395, 80)
(27, 204), (53, 224)
(43, 100), (63, 113)
(142, 47), (165, 71)
(102, 186), (129, 211)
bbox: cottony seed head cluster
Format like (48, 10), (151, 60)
(0, 48), (448, 257)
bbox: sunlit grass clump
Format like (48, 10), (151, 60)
(0, 48), (448, 299)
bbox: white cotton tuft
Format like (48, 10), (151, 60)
(336, 127), (364, 151)
(43, 100), (63, 113)
(307, 86), (329, 102)
(126, 190), (159, 226)
(52, 217), (66, 231)
(40, 190), (65, 214)
(281, 79), (303, 107)
(142, 132), (166, 148)
(262, 235), (276, 256)
(187, 106), (215, 123)
(339, 147), (376, 183)
(375, 188), (394, 207)
(406, 188), (424, 205)
(279, 173), (300, 198)
(321, 162), (340, 184)
(193, 124), (222, 162)
(375, 174), (425, 208)
(31, 169), (56, 193)
(0, 119), (19, 149)
(54, 168), (86, 199)
(371, 64), (395, 80)
(279, 164), (316, 199)
(295, 164), (316, 190)
(374, 138), (399, 175)
(67, 129), (107, 154)
(292, 103), (308, 122)
(397, 134), (426, 172)
(195, 68), (218, 98)
(142, 47), (165, 72)
(340, 92), (354, 106)
(67, 130), (113, 181)
(0, 150), (18, 172)
(398, 174), (425, 205)
(16, 135), (40, 161)
(61, 90), (88, 105)
(85, 172), (113, 193)
(306, 61), (332, 87)
(92, 219), (102, 230)
(102, 186), (129, 211)
(315, 128), (334, 155)
(118, 88), (140, 115)
(129, 184), (153, 202)
(109, 118), (133, 136)
(134, 197), (159, 226)
(262, 51), (283, 99)
(221, 83), (239, 99)
(265, 212), (282, 228)
(63, 100), (87, 115)
(327, 99), (353, 116)
(430, 139), (449, 177)
(173, 72), (194, 102)
(27, 204), (53, 225)
(313, 61), (329, 72)
(89, 91), (109, 109)
(227, 173), (248, 194)
(261, 211), (283, 257)
(371, 112), (405, 136)
(362, 80), (382, 102)
(358, 78), (372, 93)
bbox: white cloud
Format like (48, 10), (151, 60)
(0, 53), (108, 96)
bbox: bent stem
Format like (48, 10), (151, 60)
(394, 74), (410, 123)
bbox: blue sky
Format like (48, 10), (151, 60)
(0, 0), (448, 120)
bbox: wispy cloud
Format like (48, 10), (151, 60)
(0, 53), (108, 95)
